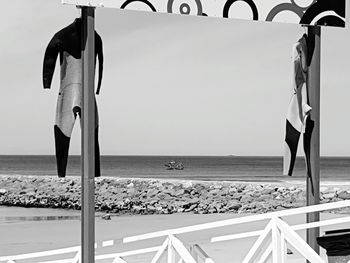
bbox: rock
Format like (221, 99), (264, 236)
(226, 201), (241, 211)
(261, 188), (275, 195)
(322, 193), (335, 199)
(277, 187), (286, 192)
(256, 194), (272, 202)
(230, 193), (242, 200)
(1, 175), (350, 216)
(182, 181), (193, 188)
(102, 214), (111, 220)
(337, 191), (350, 200)
(146, 189), (159, 198)
(240, 195), (254, 203)
(213, 184), (223, 190)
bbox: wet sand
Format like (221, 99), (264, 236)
(1, 206), (350, 262)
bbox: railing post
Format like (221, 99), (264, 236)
(189, 245), (198, 262)
(271, 218), (282, 263)
(73, 249), (81, 263)
(280, 232), (287, 263)
(168, 236), (176, 263)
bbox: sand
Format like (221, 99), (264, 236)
(1, 206), (350, 262)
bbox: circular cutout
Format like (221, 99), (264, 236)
(266, 3), (304, 21)
(291, 0), (316, 10)
(180, 3), (191, 14)
(167, 0), (203, 15)
(120, 0), (157, 11)
(223, 0), (258, 20)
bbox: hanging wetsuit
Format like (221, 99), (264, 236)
(42, 18), (103, 177)
(283, 34), (312, 177)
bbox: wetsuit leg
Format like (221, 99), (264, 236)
(284, 120), (301, 176)
(95, 126), (101, 177)
(54, 125), (70, 177)
(303, 116), (315, 194)
(54, 86), (78, 178)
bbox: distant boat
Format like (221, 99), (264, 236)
(165, 161), (184, 170)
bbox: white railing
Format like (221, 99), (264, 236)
(2, 200), (350, 263)
(0, 241), (160, 263)
(123, 200), (350, 263)
(190, 244), (215, 263)
(0, 245), (81, 263)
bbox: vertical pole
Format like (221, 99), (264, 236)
(306, 25), (321, 259)
(81, 6), (95, 263)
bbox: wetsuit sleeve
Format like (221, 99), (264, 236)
(43, 34), (61, 89)
(95, 32), (104, 95)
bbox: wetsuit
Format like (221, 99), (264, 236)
(284, 34), (311, 176)
(42, 18), (103, 177)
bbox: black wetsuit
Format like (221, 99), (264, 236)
(43, 18), (103, 177)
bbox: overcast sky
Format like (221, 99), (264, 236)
(1, 0), (350, 156)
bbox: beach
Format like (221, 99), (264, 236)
(1, 175), (350, 262)
(1, 206), (350, 262)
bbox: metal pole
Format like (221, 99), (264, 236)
(306, 25), (321, 259)
(81, 6), (95, 263)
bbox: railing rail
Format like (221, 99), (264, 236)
(0, 245), (161, 263)
(211, 215), (350, 242)
(0, 246), (80, 262)
(123, 200), (350, 243)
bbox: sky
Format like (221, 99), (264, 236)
(0, 0), (350, 156)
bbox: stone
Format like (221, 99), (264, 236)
(102, 214), (111, 220)
(127, 182), (134, 188)
(1, 175), (350, 216)
(226, 201), (241, 211)
(230, 193), (242, 200)
(256, 194), (272, 202)
(240, 195), (254, 203)
(213, 184), (223, 190)
(182, 181), (193, 188)
(322, 193), (335, 199)
(261, 188), (275, 195)
(337, 191), (350, 200)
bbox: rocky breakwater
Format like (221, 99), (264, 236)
(0, 175), (350, 215)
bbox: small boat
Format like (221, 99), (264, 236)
(165, 161), (184, 170)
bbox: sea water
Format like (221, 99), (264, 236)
(0, 155), (349, 181)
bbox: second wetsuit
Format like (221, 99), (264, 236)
(284, 34), (311, 176)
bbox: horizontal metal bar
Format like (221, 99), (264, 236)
(95, 246), (162, 260)
(0, 246), (80, 261)
(124, 201), (350, 243)
(37, 259), (74, 263)
(211, 215), (350, 243)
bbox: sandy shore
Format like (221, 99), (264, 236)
(2, 206), (350, 262)
(1, 175), (350, 262)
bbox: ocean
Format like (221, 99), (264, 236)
(0, 155), (349, 182)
